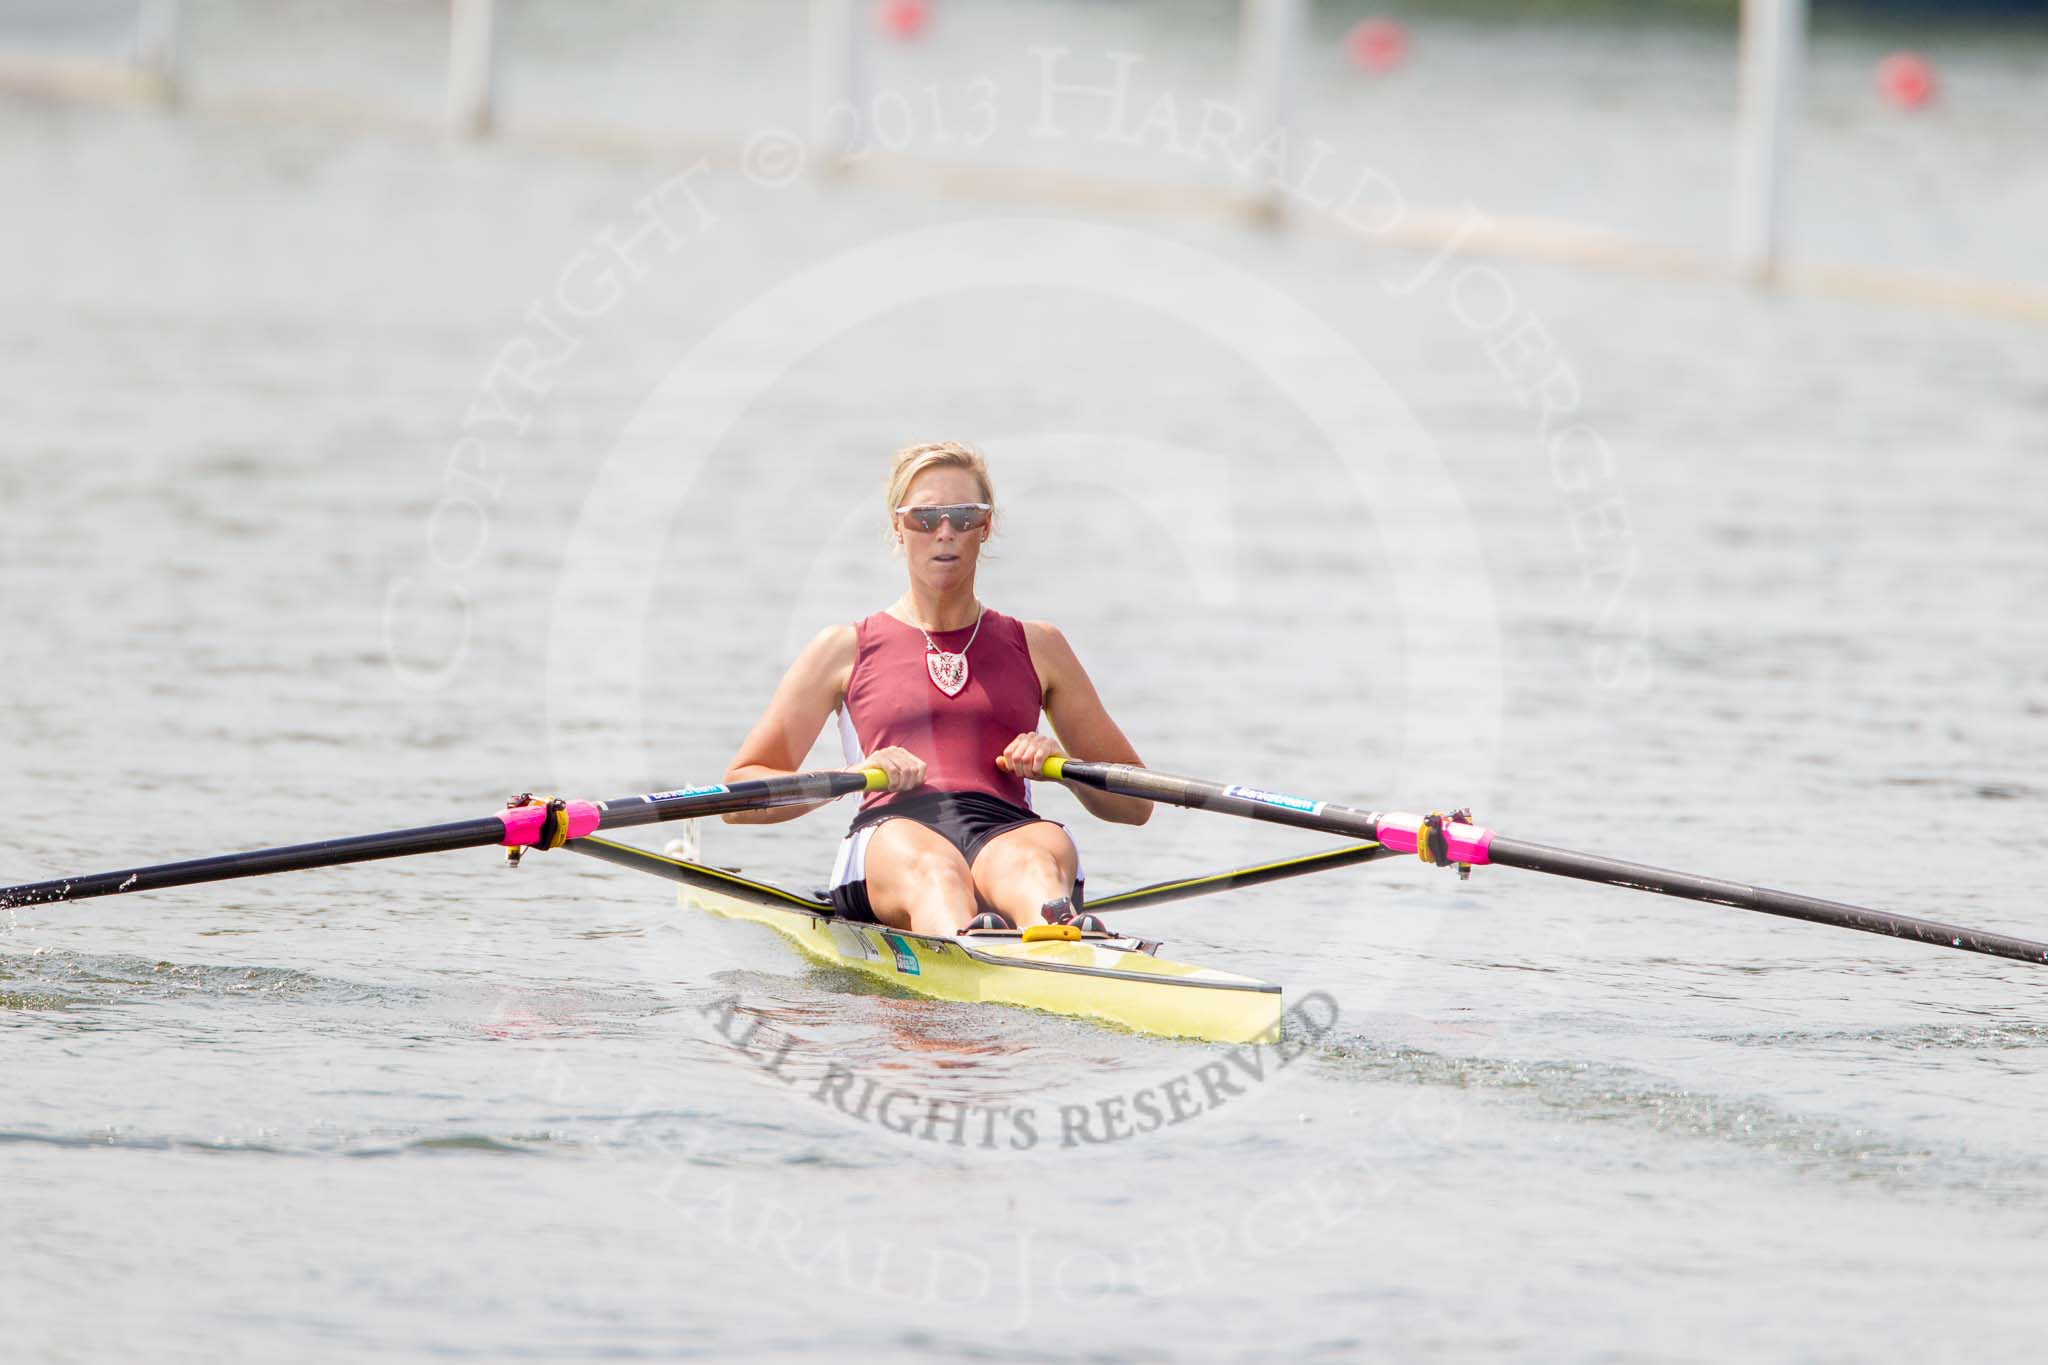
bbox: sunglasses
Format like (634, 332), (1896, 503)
(896, 502), (991, 533)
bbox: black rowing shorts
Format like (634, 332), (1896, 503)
(825, 789), (1081, 924)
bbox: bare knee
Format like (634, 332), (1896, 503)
(869, 844), (976, 934)
(1003, 847), (1066, 885)
(976, 844), (1077, 926)
(903, 853), (975, 921)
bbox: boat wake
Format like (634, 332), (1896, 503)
(1311, 1026), (2048, 1200)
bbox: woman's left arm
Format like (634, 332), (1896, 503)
(1016, 620), (1152, 826)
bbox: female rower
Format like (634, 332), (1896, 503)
(722, 440), (1152, 936)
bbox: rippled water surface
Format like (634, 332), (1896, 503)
(4, 3), (2046, 1361)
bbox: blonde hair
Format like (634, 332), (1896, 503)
(885, 441), (996, 544)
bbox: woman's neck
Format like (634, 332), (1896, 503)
(893, 586), (981, 632)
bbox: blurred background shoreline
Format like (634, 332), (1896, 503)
(5, 0), (2045, 307)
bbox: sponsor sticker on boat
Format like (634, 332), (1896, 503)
(648, 784), (730, 801)
(882, 933), (921, 976)
(1224, 784), (1324, 816)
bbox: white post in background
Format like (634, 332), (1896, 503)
(134, 0), (183, 106)
(1733, 0), (1806, 284)
(809, 0), (866, 167)
(448, 0), (497, 138)
(1237, 0), (1303, 222)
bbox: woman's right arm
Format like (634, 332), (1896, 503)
(722, 625), (858, 824)
(721, 626), (927, 822)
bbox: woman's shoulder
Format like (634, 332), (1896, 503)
(1004, 613), (1067, 649)
(1010, 615), (1078, 686)
(978, 606), (1044, 633)
(794, 622), (859, 674)
(837, 609), (912, 642)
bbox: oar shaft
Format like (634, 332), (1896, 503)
(0, 818), (506, 909)
(1045, 758), (1385, 839)
(0, 769), (882, 910)
(1045, 758), (2048, 966)
(580, 771), (877, 835)
(1484, 836), (2048, 965)
(1088, 843), (1396, 913)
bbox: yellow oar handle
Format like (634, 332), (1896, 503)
(995, 754), (1069, 780)
(861, 767), (891, 792)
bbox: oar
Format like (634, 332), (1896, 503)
(0, 770), (885, 910)
(1043, 758), (2048, 965)
(1087, 843), (1396, 913)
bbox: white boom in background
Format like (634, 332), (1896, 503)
(809, 0), (867, 163)
(447, 0), (496, 138)
(1237, 0), (1305, 221)
(134, 0), (182, 104)
(1734, 0), (1808, 282)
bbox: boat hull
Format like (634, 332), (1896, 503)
(683, 884), (1283, 1044)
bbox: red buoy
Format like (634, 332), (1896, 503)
(1345, 18), (1409, 73)
(876, 0), (931, 40)
(1876, 51), (1936, 109)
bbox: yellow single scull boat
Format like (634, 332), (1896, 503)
(573, 835), (1287, 1043)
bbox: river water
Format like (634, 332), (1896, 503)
(3, 2), (2046, 1361)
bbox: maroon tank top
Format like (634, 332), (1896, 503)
(840, 608), (1043, 814)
